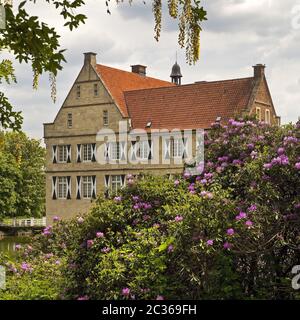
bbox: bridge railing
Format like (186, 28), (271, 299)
(0, 217), (46, 228)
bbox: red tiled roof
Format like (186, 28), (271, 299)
(124, 78), (256, 130)
(96, 64), (175, 117)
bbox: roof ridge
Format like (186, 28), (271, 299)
(96, 64), (173, 85)
(124, 76), (254, 94)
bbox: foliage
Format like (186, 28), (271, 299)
(1, 118), (300, 300)
(0, 0), (207, 130)
(0, 131), (45, 219)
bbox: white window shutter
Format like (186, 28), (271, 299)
(104, 175), (110, 188)
(52, 176), (57, 200)
(92, 143), (96, 162)
(76, 176), (81, 199)
(148, 140), (153, 160)
(77, 144), (81, 163)
(164, 139), (170, 159)
(182, 138), (188, 159)
(92, 175), (97, 199)
(120, 141), (126, 161)
(67, 176), (71, 199)
(52, 145), (57, 163)
(67, 145), (71, 163)
(131, 141), (137, 161)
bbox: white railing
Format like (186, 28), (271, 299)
(0, 217), (46, 228)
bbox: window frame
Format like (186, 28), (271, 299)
(172, 138), (184, 158)
(137, 140), (150, 160)
(58, 145), (68, 163)
(76, 85), (81, 98)
(265, 109), (271, 124)
(82, 176), (93, 199)
(67, 113), (73, 128)
(82, 144), (93, 162)
(111, 175), (123, 193)
(103, 110), (109, 126)
(109, 142), (120, 160)
(256, 107), (261, 121)
(58, 177), (68, 199)
(94, 83), (99, 96)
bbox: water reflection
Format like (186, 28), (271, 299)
(0, 236), (31, 257)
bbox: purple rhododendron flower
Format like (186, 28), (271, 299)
(226, 228), (235, 236)
(223, 242), (232, 250)
(156, 295), (164, 300)
(167, 245), (174, 253)
(96, 232), (104, 238)
(101, 247), (110, 253)
(245, 220), (253, 228)
(53, 216), (60, 222)
(122, 288), (130, 296)
(174, 179), (180, 186)
(248, 204), (257, 212)
(277, 147), (285, 155)
(15, 244), (22, 250)
(87, 240), (94, 248)
(206, 240), (214, 246)
(295, 163), (300, 170)
(77, 296), (89, 300)
(175, 215), (183, 222)
(114, 196), (122, 202)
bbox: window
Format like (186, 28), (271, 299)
(76, 85), (81, 98)
(83, 144), (92, 162)
(265, 109), (271, 124)
(82, 176), (93, 199)
(111, 175), (123, 193)
(110, 142), (120, 160)
(67, 113), (72, 128)
(103, 110), (109, 126)
(256, 107), (261, 121)
(137, 140), (150, 160)
(172, 138), (183, 158)
(58, 145), (68, 163)
(94, 83), (99, 96)
(58, 177), (68, 199)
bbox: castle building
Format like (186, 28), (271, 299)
(44, 52), (280, 223)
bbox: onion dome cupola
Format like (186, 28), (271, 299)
(170, 61), (182, 85)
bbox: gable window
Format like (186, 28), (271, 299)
(82, 176), (93, 199)
(172, 138), (184, 158)
(94, 83), (99, 96)
(67, 113), (73, 128)
(103, 110), (109, 126)
(76, 85), (81, 98)
(58, 145), (68, 163)
(58, 177), (68, 199)
(83, 144), (93, 162)
(110, 142), (120, 160)
(265, 109), (271, 124)
(256, 107), (261, 121)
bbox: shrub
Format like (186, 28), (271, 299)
(1, 118), (300, 300)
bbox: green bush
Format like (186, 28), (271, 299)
(1, 118), (300, 300)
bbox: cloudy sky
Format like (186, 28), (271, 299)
(2, 0), (300, 140)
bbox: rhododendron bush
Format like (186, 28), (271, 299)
(1, 118), (299, 300)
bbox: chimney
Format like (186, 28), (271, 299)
(131, 65), (147, 76)
(253, 64), (266, 79)
(84, 52), (97, 68)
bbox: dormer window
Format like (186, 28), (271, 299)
(103, 110), (109, 126)
(67, 113), (72, 128)
(94, 83), (99, 96)
(76, 85), (81, 98)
